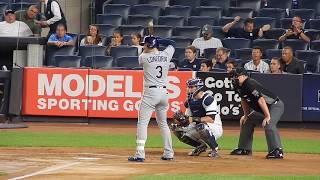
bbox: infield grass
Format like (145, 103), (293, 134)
(0, 132), (319, 154)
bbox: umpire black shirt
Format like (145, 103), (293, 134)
(280, 57), (304, 74)
(238, 78), (279, 113)
(226, 28), (260, 40)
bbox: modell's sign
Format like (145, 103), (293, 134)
(22, 68), (193, 118)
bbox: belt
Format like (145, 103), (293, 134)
(148, 85), (166, 88)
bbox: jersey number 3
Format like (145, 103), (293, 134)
(156, 66), (163, 78)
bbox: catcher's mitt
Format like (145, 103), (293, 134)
(173, 111), (189, 127)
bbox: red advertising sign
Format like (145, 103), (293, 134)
(22, 67), (193, 118)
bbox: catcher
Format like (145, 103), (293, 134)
(170, 78), (223, 158)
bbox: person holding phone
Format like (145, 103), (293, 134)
(278, 16), (310, 43)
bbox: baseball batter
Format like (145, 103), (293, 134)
(128, 36), (176, 162)
(171, 78), (223, 158)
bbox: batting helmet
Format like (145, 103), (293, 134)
(140, 36), (159, 48)
(186, 78), (204, 97)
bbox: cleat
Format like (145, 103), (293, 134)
(188, 144), (207, 156)
(230, 148), (252, 155)
(128, 156), (145, 162)
(266, 148), (284, 159)
(160, 156), (174, 161)
(208, 149), (220, 158)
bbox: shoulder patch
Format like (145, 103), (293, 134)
(203, 95), (214, 106)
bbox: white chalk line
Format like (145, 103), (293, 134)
(8, 162), (81, 180)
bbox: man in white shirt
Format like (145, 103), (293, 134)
(0, 10), (33, 37)
(192, 24), (223, 56)
(244, 46), (269, 73)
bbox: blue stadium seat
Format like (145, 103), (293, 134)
(309, 19), (320, 30)
(54, 55), (81, 68)
(290, 9), (315, 22)
(280, 18), (303, 29)
(152, 25), (173, 38)
(201, 0), (231, 15)
(11, 2), (36, 11)
(111, 46), (138, 60)
(103, 4), (130, 22)
(95, 24), (117, 37)
(212, 26), (225, 39)
(111, 0), (140, 6)
(127, 15), (153, 27)
(311, 40), (320, 51)
(173, 47), (186, 63)
(170, 0), (200, 9)
(163, 5), (192, 20)
(174, 26), (201, 39)
(115, 56), (139, 69)
(203, 48), (217, 60)
(188, 16), (215, 27)
(119, 25), (144, 36)
(257, 8), (286, 27)
(228, 7), (254, 18)
(194, 6), (222, 19)
(0, 0), (10, 3)
(121, 35), (132, 45)
(299, 0), (320, 16)
(130, 4), (161, 23)
(96, 14), (123, 26)
(265, 49), (282, 59)
(144, 0), (170, 8)
(170, 36), (193, 48)
(0, 14), (3, 21)
(14, 0), (39, 3)
(212, 68), (227, 72)
(252, 39), (280, 53)
(85, 56), (114, 69)
(265, 0), (292, 9)
(45, 46), (76, 66)
(222, 38), (251, 52)
(218, 17), (244, 28)
(305, 29), (320, 41)
(158, 16), (185, 28)
(235, 48), (252, 61)
(253, 17), (277, 29)
(236, 0), (261, 14)
(295, 50), (320, 73)
(282, 39), (308, 52)
(79, 46), (106, 66)
(263, 28), (285, 39)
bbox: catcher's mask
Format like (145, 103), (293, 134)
(228, 67), (248, 90)
(140, 36), (159, 48)
(186, 78), (204, 98)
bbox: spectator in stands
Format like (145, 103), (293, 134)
(80, 25), (103, 46)
(280, 46), (304, 74)
(107, 30), (124, 55)
(226, 60), (237, 73)
(0, 10), (33, 37)
(213, 47), (230, 70)
(244, 46), (270, 73)
(38, 0), (67, 37)
(222, 17), (270, 40)
(47, 23), (74, 47)
(192, 24), (223, 56)
(179, 46), (201, 71)
(278, 16), (310, 43)
(131, 33), (143, 55)
(269, 57), (283, 74)
(200, 59), (213, 72)
(15, 5), (41, 36)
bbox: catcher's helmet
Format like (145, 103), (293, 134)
(140, 36), (159, 48)
(186, 78), (204, 97)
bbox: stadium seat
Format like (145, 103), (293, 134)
(95, 24), (117, 37)
(14, 0), (39, 2)
(265, 49), (282, 59)
(54, 55), (81, 68)
(127, 15), (154, 27)
(228, 7), (254, 18)
(257, 8), (286, 27)
(265, 0), (292, 9)
(188, 16), (215, 27)
(281, 18), (306, 29)
(115, 56), (139, 69)
(222, 38), (251, 52)
(170, 36), (193, 48)
(305, 29), (320, 41)
(119, 25), (144, 36)
(158, 16), (185, 28)
(295, 50), (320, 73)
(121, 35), (132, 45)
(311, 40), (320, 51)
(152, 25), (173, 38)
(0, 14), (3, 21)
(253, 17), (277, 29)
(235, 48), (252, 61)
(174, 26), (201, 39)
(252, 39), (280, 53)
(212, 68), (227, 72)
(212, 26), (225, 40)
(299, 0), (320, 16)
(201, 0), (231, 15)
(282, 39), (308, 52)
(111, 46), (138, 60)
(111, 0), (139, 5)
(11, 3), (36, 11)
(170, 0), (200, 9)
(79, 46), (106, 66)
(218, 17), (244, 28)
(103, 4), (130, 22)
(263, 28), (285, 39)
(290, 9), (315, 22)
(96, 14), (123, 26)
(236, 0), (261, 14)
(130, 4), (161, 22)
(203, 48), (217, 60)
(163, 5), (192, 20)
(173, 47), (186, 64)
(0, 0), (9, 3)
(309, 19), (320, 30)
(45, 46), (76, 66)
(144, 0), (170, 8)
(85, 56), (114, 69)
(194, 6), (222, 19)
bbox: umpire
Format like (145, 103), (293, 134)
(229, 67), (284, 159)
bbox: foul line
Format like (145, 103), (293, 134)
(8, 162), (81, 180)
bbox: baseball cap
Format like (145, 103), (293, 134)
(5, 9), (15, 15)
(202, 24), (213, 35)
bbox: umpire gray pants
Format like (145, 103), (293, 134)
(238, 100), (284, 152)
